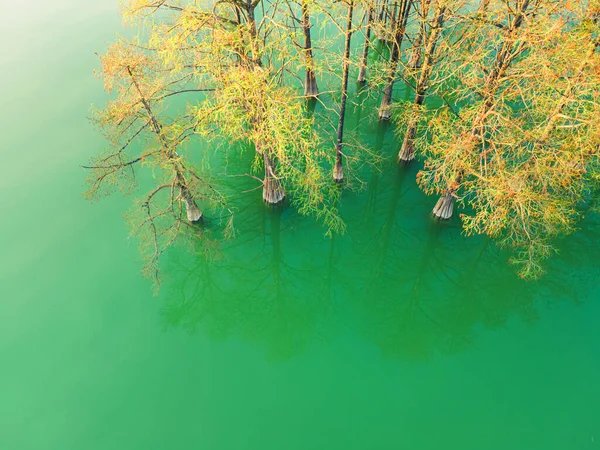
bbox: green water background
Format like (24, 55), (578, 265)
(0, 1), (599, 449)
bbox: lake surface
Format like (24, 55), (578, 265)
(0, 1), (599, 449)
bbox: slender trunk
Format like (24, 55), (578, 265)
(358, 3), (375, 83)
(232, 6), (245, 65)
(432, 0), (531, 219)
(334, 0), (355, 182)
(246, 5), (262, 67)
(302, 1), (319, 97)
(245, 3), (285, 205)
(378, 0), (389, 22)
(376, 0), (395, 42)
(399, 4), (446, 162)
(378, 0), (412, 121)
(407, 0), (432, 70)
(398, 116), (419, 163)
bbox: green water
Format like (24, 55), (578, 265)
(1, 2), (599, 449)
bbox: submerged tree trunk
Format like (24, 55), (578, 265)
(398, 116), (419, 162)
(432, 190), (455, 220)
(378, 0), (412, 120)
(302, 0), (319, 97)
(358, 3), (375, 83)
(263, 151), (285, 205)
(181, 186), (203, 222)
(334, 0), (355, 182)
(398, 4), (446, 162)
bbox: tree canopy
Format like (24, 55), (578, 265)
(87, 0), (600, 286)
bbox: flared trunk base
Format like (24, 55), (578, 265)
(263, 178), (285, 205)
(333, 160), (344, 183)
(398, 138), (415, 163)
(183, 196), (203, 223)
(432, 192), (455, 220)
(399, 117), (419, 163)
(263, 152), (285, 205)
(378, 96), (392, 121)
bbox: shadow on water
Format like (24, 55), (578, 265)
(159, 158), (600, 362)
(158, 77), (600, 363)
(161, 204), (336, 361)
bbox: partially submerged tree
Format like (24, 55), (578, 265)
(333, 0), (356, 182)
(417, 0), (600, 277)
(86, 43), (232, 286)
(420, 0), (539, 220)
(397, 0), (460, 163)
(301, 0), (320, 96)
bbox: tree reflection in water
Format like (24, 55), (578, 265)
(162, 204), (336, 361)
(158, 87), (600, 363)
(160, 163), (600, 361)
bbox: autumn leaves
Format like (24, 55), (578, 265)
(87, 0), (600, 284)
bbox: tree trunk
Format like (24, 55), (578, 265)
(378, 0), (412, 121)
(432, 190), (455, 220)
(398, 116), (418, 162)
(181, 187), (203, 222)
(432, 0), (531, 219)
(398, 5), (446, 162)
(334, 0), (355, 182)
(302, 0), (319, 97)
(358, 4), (374, 84)
(377, 0), (390, 28)
(407, 0), (432, 70)
(333, 148), (344, 182)
(263, 152), (285, 205)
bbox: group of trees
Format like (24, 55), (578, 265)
(86, 0), (600, 285)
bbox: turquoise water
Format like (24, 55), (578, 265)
(0, 2), (599, 449)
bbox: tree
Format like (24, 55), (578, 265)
(357, 0), (375, 83)
(301, 0), (320, 96)
(87, 0), (600, 284)
(416, 0), (600, 277)
(378, 0), (412, 120)
(421, 0), (539, 220)
(397, 0), (460, 163)
(86, 42), (232, 286)
(333, 0), (356, 182)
